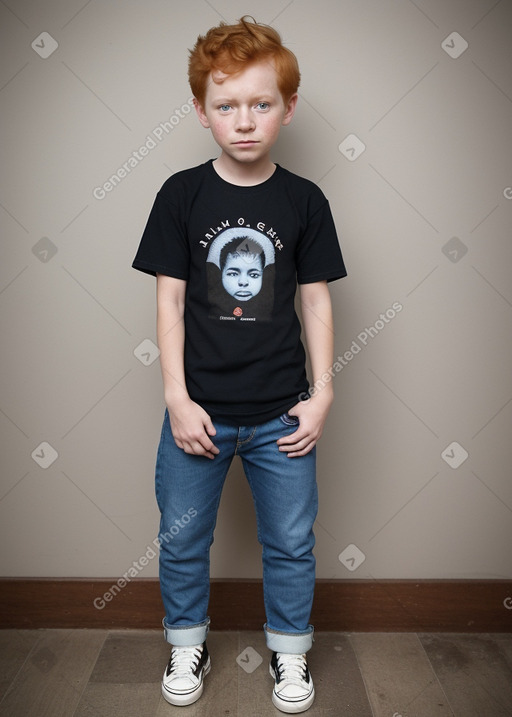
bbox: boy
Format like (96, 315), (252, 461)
(133, 16), (346, 713)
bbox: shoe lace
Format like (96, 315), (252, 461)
(276, 653), (307, 685)
(169, 645), (202, 677)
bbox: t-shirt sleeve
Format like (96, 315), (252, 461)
(295, 188), (347, 284)
(132, 186), (190, 279)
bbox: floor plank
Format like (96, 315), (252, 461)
(419, 633), (512, 717)
(86, 629), (166, 684)
(0, 629), (106, 717)
(0, 630), (40, 702)
(307, 632), (374, 716)
(74, 683), (160, 717)
(350, 633), (454, 716)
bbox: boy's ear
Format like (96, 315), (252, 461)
(281, 93), (298, 126)
(193, 98), (210, 128)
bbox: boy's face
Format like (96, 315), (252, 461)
(194, 60), (297, 168)
(221, 252), (263, 301)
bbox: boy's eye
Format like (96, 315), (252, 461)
(256, 102), (270, 110)
(219, 104), (231, 112)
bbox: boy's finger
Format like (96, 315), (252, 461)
(184, 439), (217, 459)
(277, 428), (308, 446)
(199, 433), (219, 455)
(285, 439), (316, 457)
(278, 435), (310, 452)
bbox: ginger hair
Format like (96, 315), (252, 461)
(188, 16), (300, 106)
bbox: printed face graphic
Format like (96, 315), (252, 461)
(207, 229), (275, 320)
(221, 252), (263, 301)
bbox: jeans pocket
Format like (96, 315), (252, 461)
(280, 412), (300, 427)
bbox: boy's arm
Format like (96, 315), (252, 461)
(277, 280), (335, 458)
(156, 273), (219, 459)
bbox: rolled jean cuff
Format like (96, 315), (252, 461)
(264, 623), (314, 654)
(162, 617), (210, 646)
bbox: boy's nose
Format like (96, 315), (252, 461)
(235, 109), (255, 131)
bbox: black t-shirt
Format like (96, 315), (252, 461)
(133, 159), (347, 424)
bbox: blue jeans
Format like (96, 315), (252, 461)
(155, 409), (317, 654)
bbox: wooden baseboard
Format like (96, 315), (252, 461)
(1, 579), (511, 632)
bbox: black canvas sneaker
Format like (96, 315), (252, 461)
(270, 651), (315, 713)
(161, 642), (210, 706)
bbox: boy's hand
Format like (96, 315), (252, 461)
(276, 393), (333, 458)
(167, 397), (219, 459)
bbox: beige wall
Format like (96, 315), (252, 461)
(1, 0), (511, 583)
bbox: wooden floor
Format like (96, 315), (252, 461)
(0, 629), (511, 716)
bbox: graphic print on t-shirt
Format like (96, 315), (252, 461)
(206, 227), (275, 322)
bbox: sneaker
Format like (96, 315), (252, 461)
(270, 651), (315, 713)
(161, 642), (211, 706)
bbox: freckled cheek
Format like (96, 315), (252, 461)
(261, 117), (283, 139)
(210, 122), (228, 140)
(206, 117), (229, 138)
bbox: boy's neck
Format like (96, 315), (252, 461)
(212, 154), (276, 186)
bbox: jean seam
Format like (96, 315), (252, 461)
(235, 425), (257, 453)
